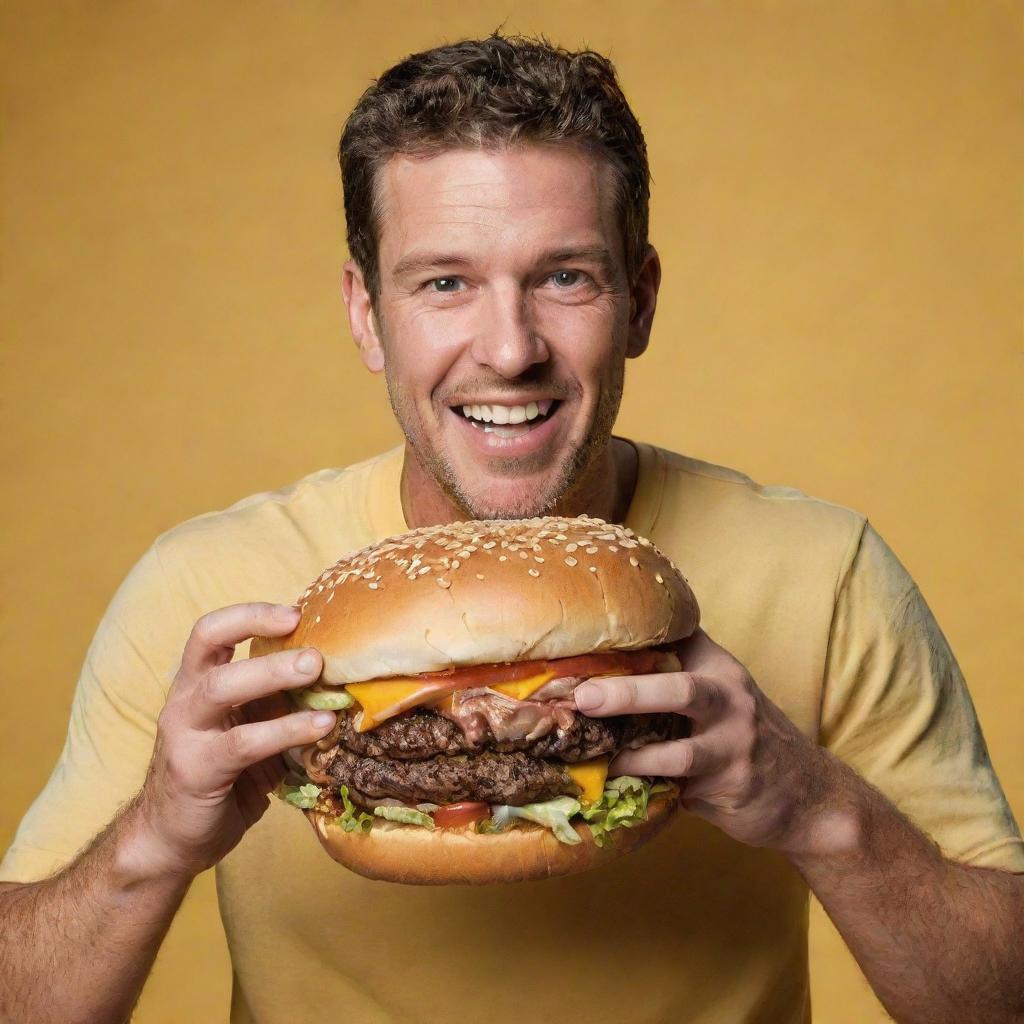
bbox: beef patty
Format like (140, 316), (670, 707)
(321, 747), (577, 807)
(325, 706), (690, 762)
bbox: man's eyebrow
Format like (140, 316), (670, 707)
(390, 252), (473, 279)
(389, 246), (617, 280)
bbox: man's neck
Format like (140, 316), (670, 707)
(400, 436), (638, 529)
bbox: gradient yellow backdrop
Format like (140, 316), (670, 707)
(2, 2), (1020, 1022)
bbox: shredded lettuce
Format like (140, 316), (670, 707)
(279, 782), (321, 809)
(335, 784), (375, 833)
(373, 806), (435, 829)
(581, 775), (670, 847)
(289, 686), (355, 711)
(488, 796), (583, 845)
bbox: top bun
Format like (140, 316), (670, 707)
(253, 516), (699, 682)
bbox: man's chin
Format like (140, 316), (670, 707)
(450, 482), (559, 521)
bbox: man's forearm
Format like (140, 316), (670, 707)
(0, 794), (193, 1024)
(790, 754), (1024, 1024)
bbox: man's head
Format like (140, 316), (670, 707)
(339, 34), (660, 520)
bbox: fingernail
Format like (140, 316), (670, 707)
(274, 604), (301, 621)
(294, 650), (319, 673)
(574, 682), (602, 711)
(311, 711), (335, 729)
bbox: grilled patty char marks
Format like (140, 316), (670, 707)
(325, 706), (689, 762)
(324, 747), (579, 806)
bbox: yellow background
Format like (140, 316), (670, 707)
(2, 2), (1020, 1021)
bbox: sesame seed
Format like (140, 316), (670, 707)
(476, 573), (485, 580)
(589, 566), (598, 573)
(534, 556), (544, 563)
(483, 541), (496, 549)
(655, 573), (664, 584)
(437, 577), (451, 588)
(327, 591), (335, 602)
(565, 557), (578, 567)
(566, 543), (578, 553)
(519, 551), (528, 559)
(609, 545), (618, 553)
(451, 560), (461, 569)
(369, 582), (379, 590)
(528, 568), (540, 577)
(586, 546), (598, 555)
(314, 615), (321, 623)
(629, 556), (639, 567)
(418, 566), (431, 575)
(499, 555), (507, 562)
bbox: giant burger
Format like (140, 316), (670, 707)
(251, 515), (699, 884)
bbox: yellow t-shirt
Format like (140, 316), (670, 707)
(3, 441), (1021, 1024)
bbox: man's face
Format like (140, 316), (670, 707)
(354, 144), (643, 519)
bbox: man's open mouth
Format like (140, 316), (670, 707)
(451, 399), (561, 437)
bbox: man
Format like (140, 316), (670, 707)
(1, 33), (1021, 1024)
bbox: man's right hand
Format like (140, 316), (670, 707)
(122, 602), (336, 880)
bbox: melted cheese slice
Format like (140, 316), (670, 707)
(488, 670), (557, 701)
(344, 679), (443, 732)
(566, 757), (610, 804)
(343, 669), (559, 732)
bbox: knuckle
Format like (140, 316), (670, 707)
(668, 740), (694, 776)
(732, 687), (757, 721)
(736, 720), (758, 761)
(223, 726), (254, 764)
(674, 672), (695, 708)
(731, 762), (754, 797)
(190, 611), (218, 646)
(202, 665), (232, 707)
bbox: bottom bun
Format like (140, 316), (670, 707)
(304, 789), (680, 885)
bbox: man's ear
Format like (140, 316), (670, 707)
(341, 258), (384, 373)
(626, 245), (661, 359)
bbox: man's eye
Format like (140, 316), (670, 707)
(550, 270), (584, 287)
(430, 277), (463, 293)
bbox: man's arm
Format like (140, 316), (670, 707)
(0, 602), (336, 1024)
(574, 628), (1024, 1024)
(0, 802), (192, 1024)
(788, 756), (1024, 1024)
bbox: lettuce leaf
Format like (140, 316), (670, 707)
(279, 782), (321, 810)
(373, 806), (435, 829)
(488, 796), (583, 845)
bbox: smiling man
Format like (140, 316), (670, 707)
(1, 34), (1022, 1024)
(346, 143), (651, 526)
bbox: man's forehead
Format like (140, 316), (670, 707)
(374, 144), (619, 261)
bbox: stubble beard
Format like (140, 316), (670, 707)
(384, 368), (625, 521)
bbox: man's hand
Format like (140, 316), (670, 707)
(573, 628), (838, 854)
(125, 602), (337, 881)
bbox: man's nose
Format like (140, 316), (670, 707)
(468, 283), (549, 378)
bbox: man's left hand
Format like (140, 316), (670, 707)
(573, 629), (840, 853)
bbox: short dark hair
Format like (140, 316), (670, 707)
(339, 33), (650, 304)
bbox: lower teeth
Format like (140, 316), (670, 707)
(482, 423), (532, 436)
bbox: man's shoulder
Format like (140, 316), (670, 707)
(641, 443), (867, 579)
(654, 444), (865, 532)
(148, 447), (404, 597)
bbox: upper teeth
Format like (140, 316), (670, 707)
(461, 401), (552, 424)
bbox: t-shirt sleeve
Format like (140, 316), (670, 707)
(819, 522), (1023, 872)
(0, 543), (191, 882)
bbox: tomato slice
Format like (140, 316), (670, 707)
(431, 801), (491, 828)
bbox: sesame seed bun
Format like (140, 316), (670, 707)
(251, 516), (699, 681)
